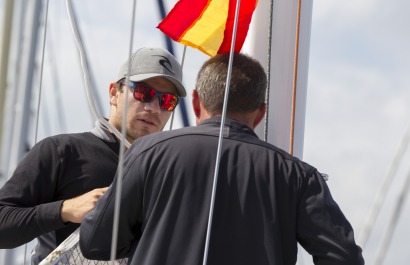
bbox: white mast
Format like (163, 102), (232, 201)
(243, 0), (313, 159)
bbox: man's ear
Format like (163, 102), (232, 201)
(109, 82), (119, 106)
(192, 89), (201, 119)
(253, 103), (266, 128)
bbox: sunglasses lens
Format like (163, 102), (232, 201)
(133, 83), (178, 111)
(134, 84), (156, 103)
(160, 94), (179, 111)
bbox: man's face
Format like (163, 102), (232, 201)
(110, 77), (178, 143)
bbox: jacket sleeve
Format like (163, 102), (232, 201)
(79, 148), (143, 260)
(0, 138), (66, 248)
(296, 170), (365, 265)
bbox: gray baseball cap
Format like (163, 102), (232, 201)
(117, 47), (186, 97)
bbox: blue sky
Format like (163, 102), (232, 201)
(1, 0), (410, 264)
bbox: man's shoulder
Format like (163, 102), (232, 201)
(47, 131), (95, 144)
(35, 132), (99, 151)
(260, 140), (318, 176)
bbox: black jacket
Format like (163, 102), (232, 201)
(80, 117), (364, 265)
(0, 121), (120, 264)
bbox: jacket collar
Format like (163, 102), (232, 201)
(199, 117), (259, 139)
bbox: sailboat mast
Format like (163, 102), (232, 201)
(243, 0), (313, 160)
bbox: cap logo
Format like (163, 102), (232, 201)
(155, 55), (174, 74)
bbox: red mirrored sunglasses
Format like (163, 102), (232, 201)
(121, 81), (179, 111)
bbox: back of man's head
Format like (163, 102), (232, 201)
(195, 53), (267, 115)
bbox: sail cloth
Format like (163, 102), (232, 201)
(157, 0), (258, 57)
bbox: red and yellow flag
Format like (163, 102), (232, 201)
(157, 0), (258, 57)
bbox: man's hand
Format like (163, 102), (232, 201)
(61, 187), (109, 223)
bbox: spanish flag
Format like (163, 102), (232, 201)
(157, 0), (258, 57)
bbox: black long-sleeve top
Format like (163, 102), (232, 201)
(0, 121), (119, 264)
(80, 118), (364, 265)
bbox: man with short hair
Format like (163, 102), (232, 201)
(0, 47), (186, 265)
(80, 53), (364, 265)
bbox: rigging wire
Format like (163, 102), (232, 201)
(263, 0), (274, 142)
(169, 107), (176, 130)
(109, 0), (137, 263)
(358, 121), (410, 248)
(156, 0), (190, 128)
(34, 0), (49, 145)
(169, 45), (187, 131)
(26, 1), (50, 264)
(374, 164), (410, 265)
(202, 1), (241, 265)
(289, 0), (302, 156)
(65, 0), (130, 149)
(45, 28), (68, 132)
(180, 45), (187, 69)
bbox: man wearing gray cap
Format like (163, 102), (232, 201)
(0, 47), (186, 265)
